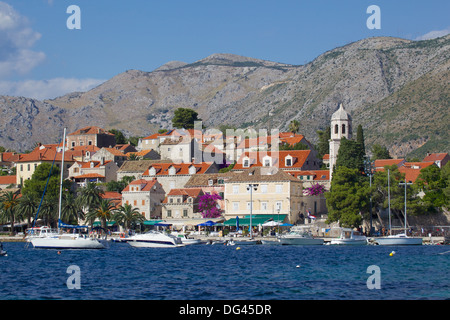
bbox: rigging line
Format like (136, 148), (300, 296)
(30, 140), (64, 230)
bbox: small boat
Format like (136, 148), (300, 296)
(126, 231), (184, 248)
(330, 228), (368, 245)
(231, 239), (259, 245)
(172, 232), (203, 245)
(261, 239), (282, 245)
(0, 243), (7, 257)
(374, 233), (423, 246)
(279, 227), (324, 245)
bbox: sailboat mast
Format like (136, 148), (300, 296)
(387, 169), (391, 236)
(57, 128), (67, 233)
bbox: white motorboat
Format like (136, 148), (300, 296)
(374, 233), (423, 246)
(172, 232), (203, 245)
(330, 228), (368, 245)
(227, 239), (259, 245)
(126, 231), (184, 248)
(261, 239), (282, 245)
(31, 233), (106, 249)
(279, 227), (324, 245)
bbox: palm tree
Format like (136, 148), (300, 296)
(17, 193), (38, 228)
(0, 191), (21, 235)
(39, 197), (58, 227)
(86, 199), (115, 230)
(114, 203), (145, 233)
(61, 192), (84, 225)
(288, 120), (300, 134)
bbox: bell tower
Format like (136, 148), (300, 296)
(329, 103), (352, 179)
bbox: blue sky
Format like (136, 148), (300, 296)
(0, 0), (449, 99)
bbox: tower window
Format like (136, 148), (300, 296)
(342, 124), (346, 134)
(335, 124), (339, 134)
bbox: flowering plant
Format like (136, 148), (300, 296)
(303, 183), (326, 196)
(198, 193), (222, 218)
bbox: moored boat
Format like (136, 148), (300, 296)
(373, 233), (423, 246)
(279, 227), (324, 245)
(330, 228), (368, 245)
(126, 231), (184, 248)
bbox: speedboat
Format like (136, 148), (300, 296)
(279, 227), (324, 245)
(374, 233), (422, 246)
(126, 231), (184, 248)
(330, 228), (368, 245)
(172, 232), (203, 245)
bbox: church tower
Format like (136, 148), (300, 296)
(329, 103), (352, 179)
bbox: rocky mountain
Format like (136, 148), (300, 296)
(0, 35), (449, 158)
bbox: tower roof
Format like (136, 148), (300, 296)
(331, 103), (352, 121)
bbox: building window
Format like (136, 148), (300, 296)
(169, 198), (173, 204)
(243, 159), (250, 168)
(134, 200), (137, 206)
(286, 158), (292, 166)
(232, 185), (239, 194)
(342, 124), (346, 134)
(261, 202), (268, 211)
(27, 164), (30, 171)
(167, 210), (172, 217)
(177, 198), (181, 203)
(183, 209), (188, 217)
(275, 184), (282, 193)
(334, 124), (339, 134)
(246, 202), (251, 210)
(142, 200), (145, 205)
(232, 202), (239, 211)
(275, 201), (282, 211)
(261, 184), (268, 193)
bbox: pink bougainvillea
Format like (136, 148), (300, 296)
(198, 193), (222, 218)
(303, 183), (326, 196)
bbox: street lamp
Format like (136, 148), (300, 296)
(363, 158), (375, 235)
(247, 183), (259, 239)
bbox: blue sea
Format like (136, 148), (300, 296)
(0, 242), (449, 301)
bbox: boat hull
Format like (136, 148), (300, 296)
(30, 237), (105, 249)
(280, 237), (324, 245)
(127, 240), (184, 248)
(374, 236), (422, 246)
(330, 239), (368, 245)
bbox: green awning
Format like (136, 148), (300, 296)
(223, 215), (287, 226)
(143, 220), (164, 226)
(93, 221), (116, 227)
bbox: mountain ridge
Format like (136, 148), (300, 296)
(0, 35), (448, 158)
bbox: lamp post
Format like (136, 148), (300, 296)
(363, 158), (375, 235)
(247, 183), (259, 239)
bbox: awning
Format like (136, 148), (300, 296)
(224, 214), (288, 227)
(143, 220), (164, 226)
(197, 220), (216, 226)
(93, 221), (116, 227)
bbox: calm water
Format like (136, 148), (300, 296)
(0, 242), (448, 300)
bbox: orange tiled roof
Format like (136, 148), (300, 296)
(162, 188), (203, 203)
(68, 126), (113, 136)
(0, 175), (17, 185)
(423, 153), (449, 162)
(122, 179), (159, 192)
(17, 146), (75, 163)
(73, 173), (105, 179)
(143, 162), (214, 176)
(398, 162), (436, 183)
(287, 170), (330, 181)
(233, 150), (311, 170)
